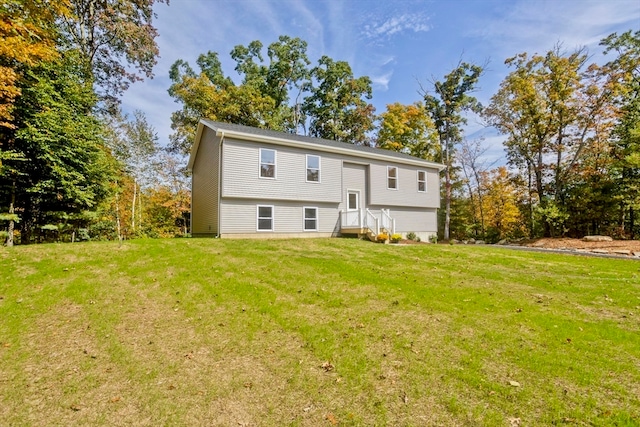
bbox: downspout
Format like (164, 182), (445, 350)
(217, 131), (224, 237)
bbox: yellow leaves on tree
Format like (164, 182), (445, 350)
(0, 0), (69, 128)
(376, 102), (439, 160)
(480, 167), (525, 240)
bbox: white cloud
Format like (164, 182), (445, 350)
(371, 71), (394, 91)
(362, 14), (430, 40)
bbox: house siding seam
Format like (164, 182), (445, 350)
(191, 126), (219, 235)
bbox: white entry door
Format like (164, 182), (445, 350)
(344, 190), (361, 227)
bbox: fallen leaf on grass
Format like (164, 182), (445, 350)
(325, 413), (338, 425)
(508, 417), (521, 426)
(508, 381), (521, 387)
(110, 396), (121, 403)
(321, 361), (334, 372)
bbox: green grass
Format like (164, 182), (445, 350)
(1, 238), (639, 426)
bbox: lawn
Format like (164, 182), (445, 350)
(1, 238), (638, 426)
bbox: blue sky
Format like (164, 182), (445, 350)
(121, 0), (640, 163)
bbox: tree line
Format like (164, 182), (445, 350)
(1, 0), (188, 245)
(1, 1), (638, 244)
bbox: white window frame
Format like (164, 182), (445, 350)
(387, 166), (398, 190)
(417, 170), (427, 193)
(256, 205), (274, 231)
(303, 207), (318, 231)
(259, 148), (276, 179)
(347, 190), (360, 210)
(306, 154), (321, 183)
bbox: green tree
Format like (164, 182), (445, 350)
(601, 30), (640, 238)
(167, 51), (281, 155)
(59, 0), (167, 108)
(303, 55), (375, 145)
(422, 62), (483, 241)
(1, 52), (115, 244)
(376, 102), (439, 159)
(484, 47), (617, 236)
(104, 109), (160, 237)
(0, 0), (66, 128)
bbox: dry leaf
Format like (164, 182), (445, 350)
(508, 380), (520, 387)
(325, 413), (338, 425)
(321, 361), (334, 372)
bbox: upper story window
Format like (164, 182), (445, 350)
(387, 166), (398, 190)
(260, 148), (276, 179)
(417, 170), (427, 192)
(306, 155), (320, 182)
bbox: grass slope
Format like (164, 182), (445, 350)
(1, 238), (639, 426)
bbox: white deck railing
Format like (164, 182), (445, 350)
(381, 209), (396, 235)
(341, 208), (393, 236)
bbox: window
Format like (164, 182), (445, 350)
(387, 166), (398, 190)
(417, 170), (427, 192)
(347, 191), (359, 210)
(303, 207), (318, 231)
(257, 205), (274, 231)
(260, 148), (276, 178)
(306, 155), (320, 182)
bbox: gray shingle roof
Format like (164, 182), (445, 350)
(201, 119), (444, 168)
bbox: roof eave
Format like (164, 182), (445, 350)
(202, 121), (445, 171)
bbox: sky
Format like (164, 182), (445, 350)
(121, 0), (640, 164)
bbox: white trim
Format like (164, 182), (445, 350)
(256, 205), (274, 231)
(303, 206), (319, 231)
(346, 190), (360, 210)
(306, 154), (321, 183)
(259, 148), (277, 179)
(417, 170), (427, 193)
(387, 166), (398, 190)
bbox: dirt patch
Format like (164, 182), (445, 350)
(520, 238), (640, 256)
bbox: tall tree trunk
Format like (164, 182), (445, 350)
(115, 188), (122, 243)
(131, 179), (137, 233)
(443, 137), (451, 241)
(6, 182), (15, 247)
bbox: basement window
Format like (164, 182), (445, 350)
(257, 205), (274, 231)
(304, 207), (318, 231)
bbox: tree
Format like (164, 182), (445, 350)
(303, 55), (375, 145)
(0, 0), (67, 128)
(422, 62), (484, 241)
(104, 109), (160, 237)
(1, 52), (116, 244)
(480, 167), (525, 241)
(484, 47), (618, 236)
(601, 30), (640, 238)
(59, 0), (168, 107)
(458, 138), (493, 238)
(167, 51), (282, 155)
(169, 37), (375, 154)
(376, 102), (439, 159)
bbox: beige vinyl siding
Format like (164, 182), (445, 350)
(221, 138), (342, 203)
(369, 162), (440, 208)
(342, 162), (368, 209)
(220, 198), (340, 235)
(372, 207), (437, 233)
(191, 127), (219, 235)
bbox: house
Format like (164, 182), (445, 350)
(187, 119), (445, 240)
